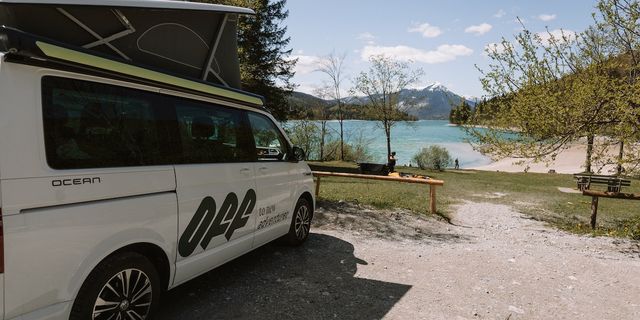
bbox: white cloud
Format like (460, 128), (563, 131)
(289, 54), (321, 75)
(465, 23), (493, 35)
(538, 14), (557, 21)
(408, 22), (443, 38)
(358, 32), (375, 41)
(361, 44), (473, 64)
(494, 9), (506, 18)
(536, 29), (576, 46)
(357, 32), (376, 45)
(483, 42), (512, 56)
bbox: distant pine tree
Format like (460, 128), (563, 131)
(449, 99), (472, 124)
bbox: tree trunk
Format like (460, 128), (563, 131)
(338, 99), (344, 161)
(339, 117), (344, 161)
(320, 122), (326, 161)
(585, 134), (594, 173)
(385, 124), (391, 162)
(617, 141), (624, 176)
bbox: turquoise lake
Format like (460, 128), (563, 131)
(287, 120), (492, 168)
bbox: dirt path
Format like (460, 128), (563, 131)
(158, 201), (640, 320)
(313, 201), (640, 320)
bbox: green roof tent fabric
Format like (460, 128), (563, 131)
(0, 0), (253, 90)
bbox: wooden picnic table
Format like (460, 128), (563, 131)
(583, 190), (640, 229)
(312, 171), (445, 214)
(574, 174), (631, 192)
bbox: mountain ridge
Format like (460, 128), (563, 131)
(289, 83), (476, 120)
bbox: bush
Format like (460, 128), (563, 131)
(323, 140), (372, 162)
(413, 145), (452, 171)
(285, 120), (319, 160)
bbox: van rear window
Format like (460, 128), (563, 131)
(42, 76), (258, 169)
(42, 76), (174, 169)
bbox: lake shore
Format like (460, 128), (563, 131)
(468, 143), (617, 174)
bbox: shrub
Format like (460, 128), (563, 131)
(413, 145), (452, 171)
(323, 140), (372, 162)
(285, 120), (319, 160)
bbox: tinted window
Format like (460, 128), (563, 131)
(247, 113), (289, 161)
(42, 76), (174, 169)
(174, 99), (254, 163)
(43, 76), (257, 169)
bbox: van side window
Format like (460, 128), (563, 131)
(42, 76), (171, 169)
(174, 100), (253, 163)
(247, 113), (289, 161)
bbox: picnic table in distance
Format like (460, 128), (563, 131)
(311, 171), (444, 214)
(574, 174), (639, 229)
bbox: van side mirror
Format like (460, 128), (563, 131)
(290, 146), (306, 162)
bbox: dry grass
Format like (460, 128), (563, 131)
(309, 161), (640, 239)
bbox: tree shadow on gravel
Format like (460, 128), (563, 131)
(157, 234), (411, 320)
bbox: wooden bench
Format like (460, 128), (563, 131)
(574, 174), (631, 193)
(583, 190), (640, 229)
(312, 171), (444, 214)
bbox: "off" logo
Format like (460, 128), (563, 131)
(179, 189), (257, 257)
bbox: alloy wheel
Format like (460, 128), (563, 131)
(294, 204), (311, 240)
(92, 268), (153, 320)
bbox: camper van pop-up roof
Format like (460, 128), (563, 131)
(0, 0), (264, 106)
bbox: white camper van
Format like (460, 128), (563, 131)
(0, 1), (315, 319)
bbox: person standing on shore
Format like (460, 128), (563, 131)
(454, 158), (459, 169)
(388, 151), (397, 172)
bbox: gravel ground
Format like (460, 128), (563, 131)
(158, 200), (640, 320)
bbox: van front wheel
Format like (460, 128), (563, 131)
(70, 252), (161, 320)
(285, 197), (313, 245)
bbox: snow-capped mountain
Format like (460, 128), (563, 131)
(398, 84), (476, 120)
(290, 83), (475, 120)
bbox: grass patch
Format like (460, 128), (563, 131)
(309, 161), (640, 239)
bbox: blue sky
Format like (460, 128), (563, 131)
(285, 0), (599, 99)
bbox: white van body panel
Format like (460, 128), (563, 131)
(173, 163), (257, 285)
(3, 193), (176, 318)
(0, 52), (315, 319)
(8, 301), (71, 320)
(0, 62), (179, 319)
(0, 169), (176, 215)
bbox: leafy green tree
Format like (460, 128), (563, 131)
(285, 119), (319, 160)
(194, 0), (296, 120)
(473, 16), (621, 173)
(413, 146), (452, 171)
(473, 1), (640, 175)
(449, 99), (472, 124)
(591, 0), (640, 174)
(351, 55), (423, 160)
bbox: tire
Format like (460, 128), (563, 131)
(285, 197), (313, 246)
(70, 252), (161, 320)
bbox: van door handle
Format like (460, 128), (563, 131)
(240, 168), (251, 174)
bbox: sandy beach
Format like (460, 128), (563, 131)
(469, 143), (618, 174)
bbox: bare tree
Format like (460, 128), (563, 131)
(312, 86), (332, 161)
(316, 52), (347, 160)
(352, 55), (423, 160)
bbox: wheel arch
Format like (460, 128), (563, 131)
(109, 242), (172, 291)
(299, 191), (314, 213)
